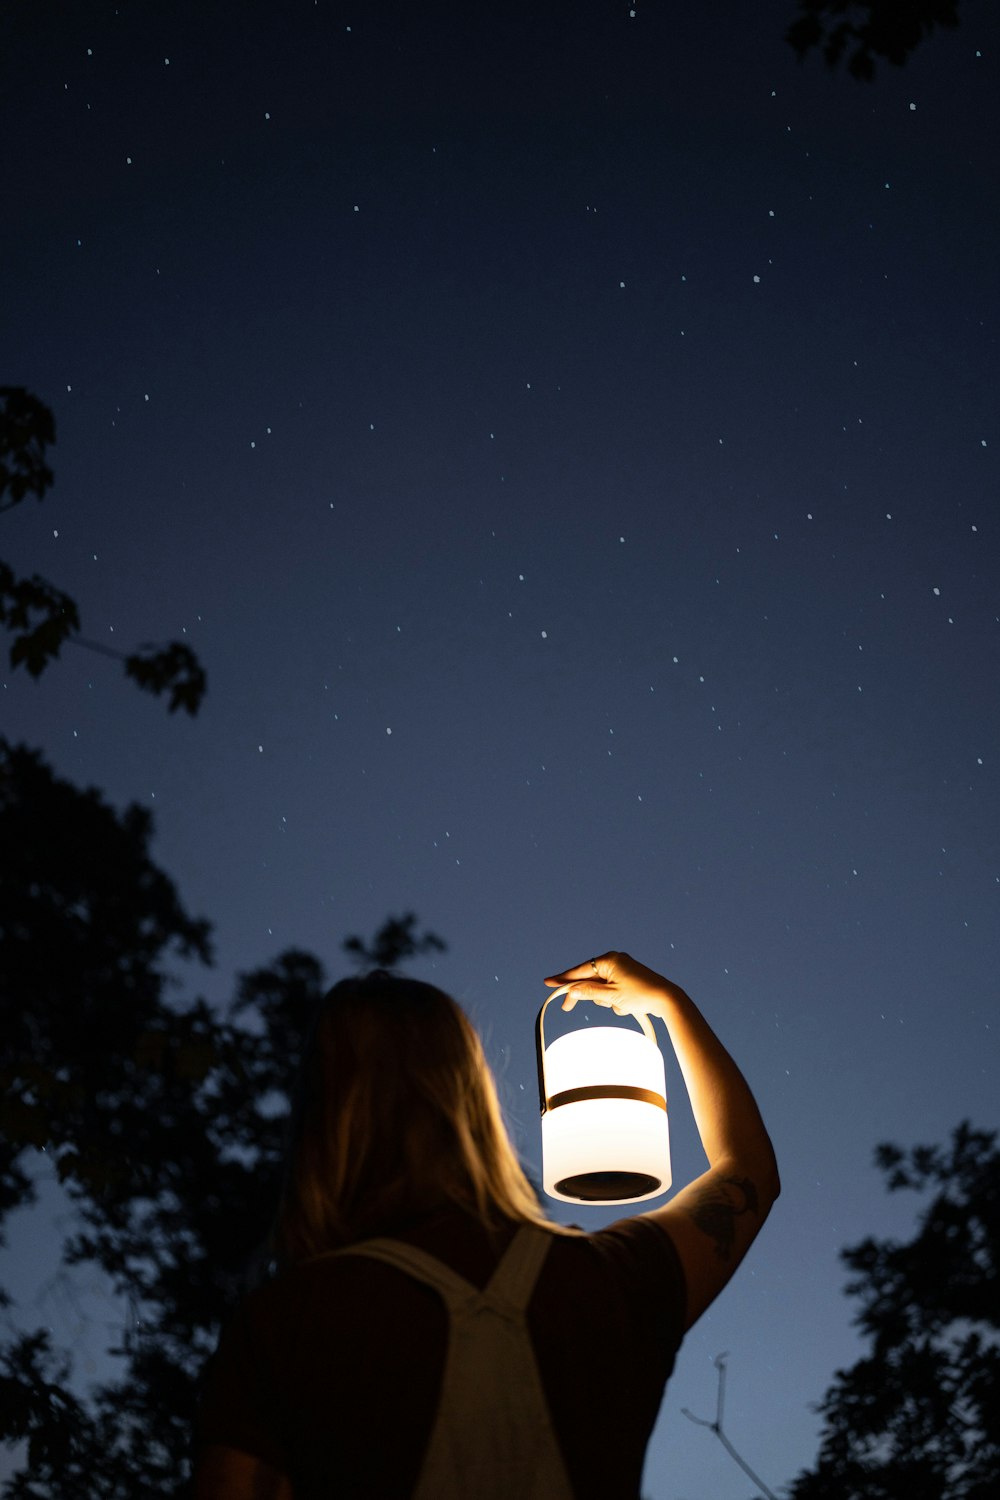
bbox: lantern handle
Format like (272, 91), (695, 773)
(535, 985), (657, 1114)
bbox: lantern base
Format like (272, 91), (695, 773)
(554, 1170), (663, 1203)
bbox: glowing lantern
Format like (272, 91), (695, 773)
(536, 986), (671, 1205)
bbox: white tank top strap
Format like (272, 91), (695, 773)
(481, 1224), (553, 1309)
(333, 1224), (574, 1498)
(335, 1236), (478, 1311)
(334, 1224), (553, 1313)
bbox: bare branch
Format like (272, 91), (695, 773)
(682, 1354), (779, 1500)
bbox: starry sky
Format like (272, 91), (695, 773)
(3, 1), (999, 1495)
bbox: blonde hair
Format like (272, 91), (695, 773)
(272, 971), (560, 1266)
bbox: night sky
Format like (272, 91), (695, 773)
(3, 2), (999, 1495)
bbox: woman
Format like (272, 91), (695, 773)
(193, 951), (779, 1499)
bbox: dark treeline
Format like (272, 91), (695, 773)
(786, 0), (962, 80)
(0, 734), (446, 1494)
(787, 1121), (1000, 1499)
(1, 387), (206, 716)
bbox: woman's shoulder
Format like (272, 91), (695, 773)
(531, 1215), (686, 1367)
(556, 1210), (682, 1262)
(237, 1211), (683, 1314)
(545, 1213), (686, 1311)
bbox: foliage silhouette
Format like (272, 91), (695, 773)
(0, 737), (446, 1494)
(0, 390), (54, 511)
(341, 911), (448, 971)
(0, 389), (207, 715)
(788, 1121), (1000, 1499)
(786, 0), (962, 79)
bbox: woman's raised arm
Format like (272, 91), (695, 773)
(544, 952), (780, 1330)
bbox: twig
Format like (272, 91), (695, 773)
(681, 1352), (779, 1500)
(66, 633), (128, 661)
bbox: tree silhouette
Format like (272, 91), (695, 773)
(0, 737), (445, 1494)
(0, 389), (207, 715)
(342, 911), (447, 970)
(789, 1121), (1000, 1499)
(786, 0), (962, 79)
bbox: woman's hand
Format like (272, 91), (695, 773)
(544, 951), (682, 1021)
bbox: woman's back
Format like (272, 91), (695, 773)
(196, 1207), (686, 1500)
(194, 954), (779, 1499)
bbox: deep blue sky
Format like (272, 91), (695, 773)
(3, 2), (999, 1495)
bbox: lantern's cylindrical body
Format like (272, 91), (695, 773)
(541, 1026), (671, 1205)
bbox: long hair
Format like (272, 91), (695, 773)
(271, 971), (558, 1267)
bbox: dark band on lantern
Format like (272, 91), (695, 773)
(545, 1084), (667, 1112)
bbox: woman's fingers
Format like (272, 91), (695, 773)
(555, 983), (605, 1013)
(544, 952), (618, 985)
(561, 981), (613, 1003)
(543, 964), (593, 984)
(546, 954), (628, 1011)
(562, 996), (617, 1015)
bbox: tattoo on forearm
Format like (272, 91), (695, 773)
(686, 1176), (760, 1260)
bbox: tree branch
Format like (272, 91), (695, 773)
(681, 1353), (779, 1500)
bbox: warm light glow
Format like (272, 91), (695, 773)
(541, 1027), (671, 1205)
